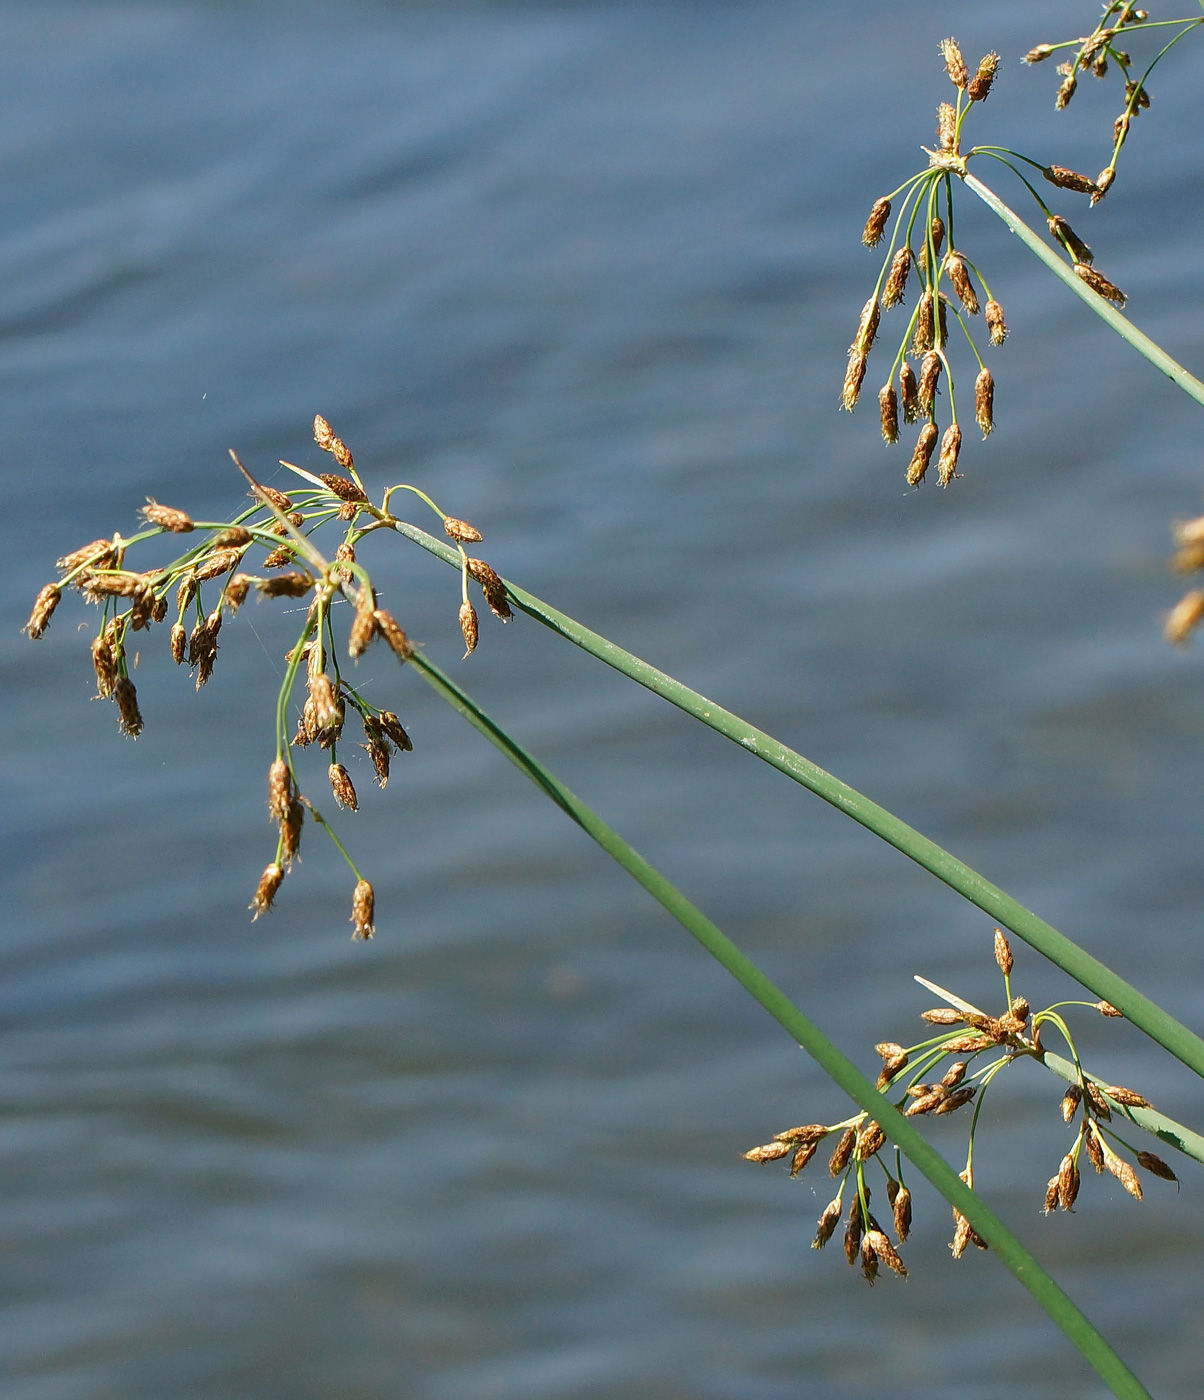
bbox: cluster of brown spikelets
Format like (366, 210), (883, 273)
(24, 415), (514, 938)
(743, 929), (1179, 1280)
(1024, 3), (1199, 193)
(847, 37), (1136, 489)
(1162, 510), (1204, 644)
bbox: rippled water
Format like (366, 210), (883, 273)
(4, 3), (1204, 1396)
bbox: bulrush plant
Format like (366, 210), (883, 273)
(20, 10), (1204, 1399)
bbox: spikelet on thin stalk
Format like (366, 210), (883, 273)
(936, 101), (956, 152)
(1044, 165), (1097, 195)
(1165, 590), (1204, 645)
(850, 297), (880, 355)
(467, 559), (513, 620)
(812, 1197), (842, 1250)
(946, 252), (980, 314)
(899, 362), (919, 423)
(939, 38), (967, 90)
(335, 541), (356, 583)
(882, 247), (911, 308)
(170, 622), (187, 663)
(313, 414), (335, 449)
(140, 500), (194, 533)
(842, 351), (868, 412)
(828, 1126), (856, 1177)
(351, 879), (375, 940)
(917, 352), (942, 415)
(974, 367), (994, 437)
(966, 52), (999, 103)
(443, 516), (483, 543)
(24, 584), (61, 638)
(113, 676), (143, 738)
(910, 291), (934, 356)
(907, 423), (939, 487)
(249, 863), (284, 920)
(985, 299), (1007, 345)
(892, 1185), (912, 1241)
(267, 758), (293, 824)
(878, 384), (899, 443)
(373, 609), (413, 662)
(328, 763), (358, 811)
(1047, 215), (1092, 264)
(280, 799), (304, 868)
(459, 600), (479, 657)
(862, 197), (891, 248)
(1074, 263), (1127, 307)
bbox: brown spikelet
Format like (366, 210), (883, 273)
(907, 423), (939, 486)
(850, 297), (880, 354)
(328, 763), (358, 812)
(349, 878), (375, 940)
(335, 540), (356, 583)
(993, 927), (1013, 975)
(1024, 44), (1053, 64)
(23, 583), (61, 639)
(946, 252), (979, 314)
(280, 799), (303, 867)
(876, 1051), (908, 1089)
(930, 216), (945, 258)
(262, 544), (295, 570)
(866, 1229), (907, 1278)
(940, 38), (967, 89)
(812, 1197), (842, 1249)
(57, 539), (115, 576)
(828, 1126), (856, 1177)
(194, 548), (242, 584)
(910, 290), (934, 356)
(443, 516), (483, 543)
(257, 570), (314, 599)
(941, 1061), (967, 1089)
(1085, 1082), (1112, 1121)
(212, 525), (252, 549)
(743, 1141), (791, 1163)
(841, 351), (868, 412)
(856, 1120), (885, 1159)
(378, 711), (413, 751)
(862, 197), (891, 248)
(1043, 1174), (1061, 1214)
(140, 500), (194, 533)
(330, 437), (354, 471)
(1055, 73), (1077, 109)
(904, 1091), (944, 1117)
(923, 1008), (964, 1026)
(318, 473), (367, 504)
(113, 676), (143, 738)
(789, 1141), (819, 1177)
(459, 600), (479, 657)
(983, 300), (1006, 347)
(1092, 167), (1116, 205)
(313, 414), (335, 449)
(225, 574), (250, 614)
(169, 622), (186, 663)
(966, 52), (999, 102)
(1074, 263), (1127, 307)
(899, 362), (919, 423)
(1107, 1152), (1144, 1201)
(360, 738), (391, 787)
(916, 351), (942, 415)
(348, 587), (378, 659)
(1171, 540), (1204, 573)
(373, 609), (413, 663)
(254, 485), (294, 513)
(1044, 165), (1096, 195)
(1057, 1153), (1080, 1211)
(79, 570), (145, 600)
(878, 383), (899, 443)
(1060, 1084), (1082, 1122)
(91, 635), (119, 698)
(772, 1124), (829, 1145)
(151, 595), (168, 624)
(1047, 215), (1092, 264)
(859, 1230), (878, 1284)
(843, 1196), (864, 1266)
(249, 863), (284, 920)
(1104, 1085), (1152, 1109)
(974, 367), (994, 437)
(893, 1185), (912, 1241)
(467, 558), (512, 620)
(882, 246), (912, 308)
(936, 101), (956, 151)
(937, 423), (961, 488)
(1096, 999), (1123, 1017)
(934, 1085), (976, 1115)
(1084, 1121), (1105, 1173)
(292, 696), (317, 748)
(267, 758), (293, 824)
(1136, 1151), (1179, 1185)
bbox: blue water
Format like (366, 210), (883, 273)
(4, 3), (1204, 1396)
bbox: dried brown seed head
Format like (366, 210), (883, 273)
(443, 516), (483, 543)
(946, 251), (980, 314)
(348, 588), (378, 659)
(772, 1123), (829, 1145)
(790, 1141), (818, 1177)
(254, 485), (294, 513)
(985, 299), (1007, 345)
(875, 1042), (905, 1061)
(373, 609), (413, 662)
(966, 52), (999, 102)
(917, 352), (942, 415)
(828, 1126), (856, 1177)
(950, 1212), (973, 1259)
(974, 367), (994, 437)
(882, 246), (912, 308)
(876, 1051), (908, 1089)
(1107, 1153), (1144, 1201)
(1084, 1121), (1105, 1172)
(459, 600), (479, 657)
(1104, 1084), (1152, 1109)
(862, 196), (891, 248)
(904, 1091), (944, 1117)
(893, 1185), (912, 1241)
(268, 758), (293, 824)
(140, 500), (194, 533)
(743, 1141), (791, 1163)
(1060, 1085), (1082, 1122)
(351, 878), (375, 940)
(1009, 996), (1030, 1022)
(843, 1197), (864, 1265)
(1074, 262), (1127, 307)
(850, 296), (880, 355)
(922, 1008), (962, 1026)
(859, 1230), (878, 1284)
(113, 676), (143, 738)
(466, 558), (512, 620)
(318, 473), (366, 504)
(378, 711), (413, 752)
(841, 351), (868, 412)
(328, 762), (359, 812)
(91, 635), (119, 698)
(151, 595), (168, 624)
(812, 1197), (843, 1249)
(1024, 44), (1053, 64)
(194, 548), (242, 584)
(940, 38), (967, 89)
(170, 622), (187, 664)
(1092, 167), (1116, 205)
(1096, 1000), (1124, 1018)
(941, 1061), (967, 1089)
(57, 539), (115, 575)
(910, 290), (934, 357)
(934, 1085), (976, 1115)
(878, 383), (899, 444)
(1136, 1151), (1178, 1184)
(257, 570), (314, 598)
(856, 1120), (886, 1158)
(330, 437), (355, 472)
(1085, 1083), (1112, 1120)
(1056, 73), (1077, 108)
(938, 423), (962, 488)
(936, 101), (956, 151)
(1044, 165), (1096, 195)
(1057, 1153), (1080, 1211)
(945, 1032), (993, 1054)
(360, 738), (391, 787)
(23, 583), (61, 639)
(1043, 1174), (1061, 1214)
(225, 574), (250, 614)
(866, 1229), (907, 1277)
(292, 695), (318, 748)
(80, 570), (145, 601)
(313, 414), (335, 449)
(212, 526), (252, 549)
(907, 423), (939, 487)
(280, 799), (304, 867)
(262, 544), (296, 570)
(1047, 214), (1092, 264)
(899, 362), (918, 423)
(335, 540), (356, 582)
(249, 863), (284, 920)
(993, 927), (1013, 975)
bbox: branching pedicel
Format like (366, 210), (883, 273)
(23, 416), (513, 937)
(743, 930), (1179, 1282)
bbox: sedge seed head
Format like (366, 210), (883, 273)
(862, 196), (891, 248)
(899, 362), (919, 423)
(906, 424), (939, 486)
(985, 299), (1007, 345)
(113, 676), (143, 738)
(850, 296), (880, 355)
(841, 351), (868, 412)
(946, 251), (979, 314)
(882, 246), (912, 308)
(328, 762), (359, 812)
(1074, 262), (1127, 307)
(140, 500), (194, 533)
(974, 367), (994, 437)
(459, 600), (479, 657)
(23, 583), (61, 639)
(878, 383), (899, 443)
(351, 878), (375, 940)
(467, 558), (513, 620)
(966, 52), (999, 102)
(828, 1126), (856, 1177)
(812, 1197), (842, 1249)
(910, 291), (934, 357)
(993, 927), (1013, 974)
(939, 38), (967, 89)
(936, 101), (956, 151)
(1044, 164), (1096, 195)
(1024, 44), (1053, 64)
(443, 516), (484, 543)
(268, 758), (293, 824)
(313, 414), (335, 449)
(917, 351), (942, 415)
(249, 863), (284, 920)
(1060, 1085), (1082, 1122)
(373, 609), (413, 663)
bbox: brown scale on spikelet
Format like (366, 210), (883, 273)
(1044, 165), (1097, 195)
(348, 587), (378, 659)
(938, 425), (962, 486)
(249, 863), (284, 919)
(351, 879), (376, 940)
(226, 574), (250, 614)
(1136, 1151), (1178, 1185)
(280, 799), (304, 868)
(772, 1124), (829, 1146)
(212, 526), (252, 549)
(170, 622), (187, 663)
(866, 1229), (907, 1278)
(1024, 44), (1053, 65)
(993, 928), (1013, 975)
(57, 539), (115, 576)
(1085, 1083), (1112, 1120)
(140, 500), (193, 533)
(812, 1197), (842, 1250)
(262, 544), (295, 570)
(935, 1085), (976, 1115)
(862, 196), (891, 248)
(828, 1126), (856, 1177)
(940, 38), (967, 90)
(916, 352), (942, 415)
(936, 101), (956, 151)
(374, 609), (413, 662)
(194, 548), (242, 584)
(292, 695), (318, 748)
(1074, 263), (1127, 307)
(907, 423), (939, 486)
(467, 559), (513, 620)
(892, 1185), (912, 1241)
(443, 516), (483, 543)
(974, 368), (994, 437)
(360, 738), (391, 787)
(859, 1232), (879, 1284)
(313, 414), (335, 450)
(1058, 1152), (1080, 1211)
(1047, 215), (1092, 264)
(899, 362), (919, 423)
(113, 676), (143, 738)
(743, 1141), (791, 1163)
(1084, 1121), (1105, 1173)
(985, 299), (1007, 346)
(267, 759), (293, 824)
(941, 1062), (967, 1088)
(966, 52), (999, 103)
(255, 485), (294, 513)
(23, 583), (61, 639)
(910, 291), (934, 357)
(945, 251), (979, 314)
(328, 763), (358, 812)
(843, 1194), (864, 1266)
(789, 1142), (819, 1177)
(378, 711), (413, 751)
(459, 600), (479, 657)
(1106, 1151), (1144, 1201)
(80, 571), (145, 601)
(841, 351), (868, 411)
(335, 541), (356, 582)
(1096, 1000), (1123, 1017)
(1061, 1085), (1082, 1122)
(1104, 1084), (1152, 1109)
(882, 247), (912, 308)
(1043, 1174), (1061, 1214)
(319, 473), (367, 504)
(857, 1120), (885, 1159)
(257, 571), (314, 598)
(1056, 71), (1077, 109)
(850, 297), (880, 355)
(331, 438), (354, 472)
(1162, 592), (1204, 643)
(1092, 168), (1115, 205)
(878, 384), (899, 444)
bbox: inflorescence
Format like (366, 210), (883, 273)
(743, 928), (1180, 1283)
(23, 416), (514, 939)
(846, 37), (1131, 488)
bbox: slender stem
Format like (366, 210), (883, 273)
(963, 172), (1204, 407)
(384, 517), (1204, 1084)
(407, 649), (1151, 1400)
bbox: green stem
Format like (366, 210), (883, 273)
(963, 172), (1204, 407)
(385, 518), (1204, 1083)
(408, 649), (1151, 1400)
